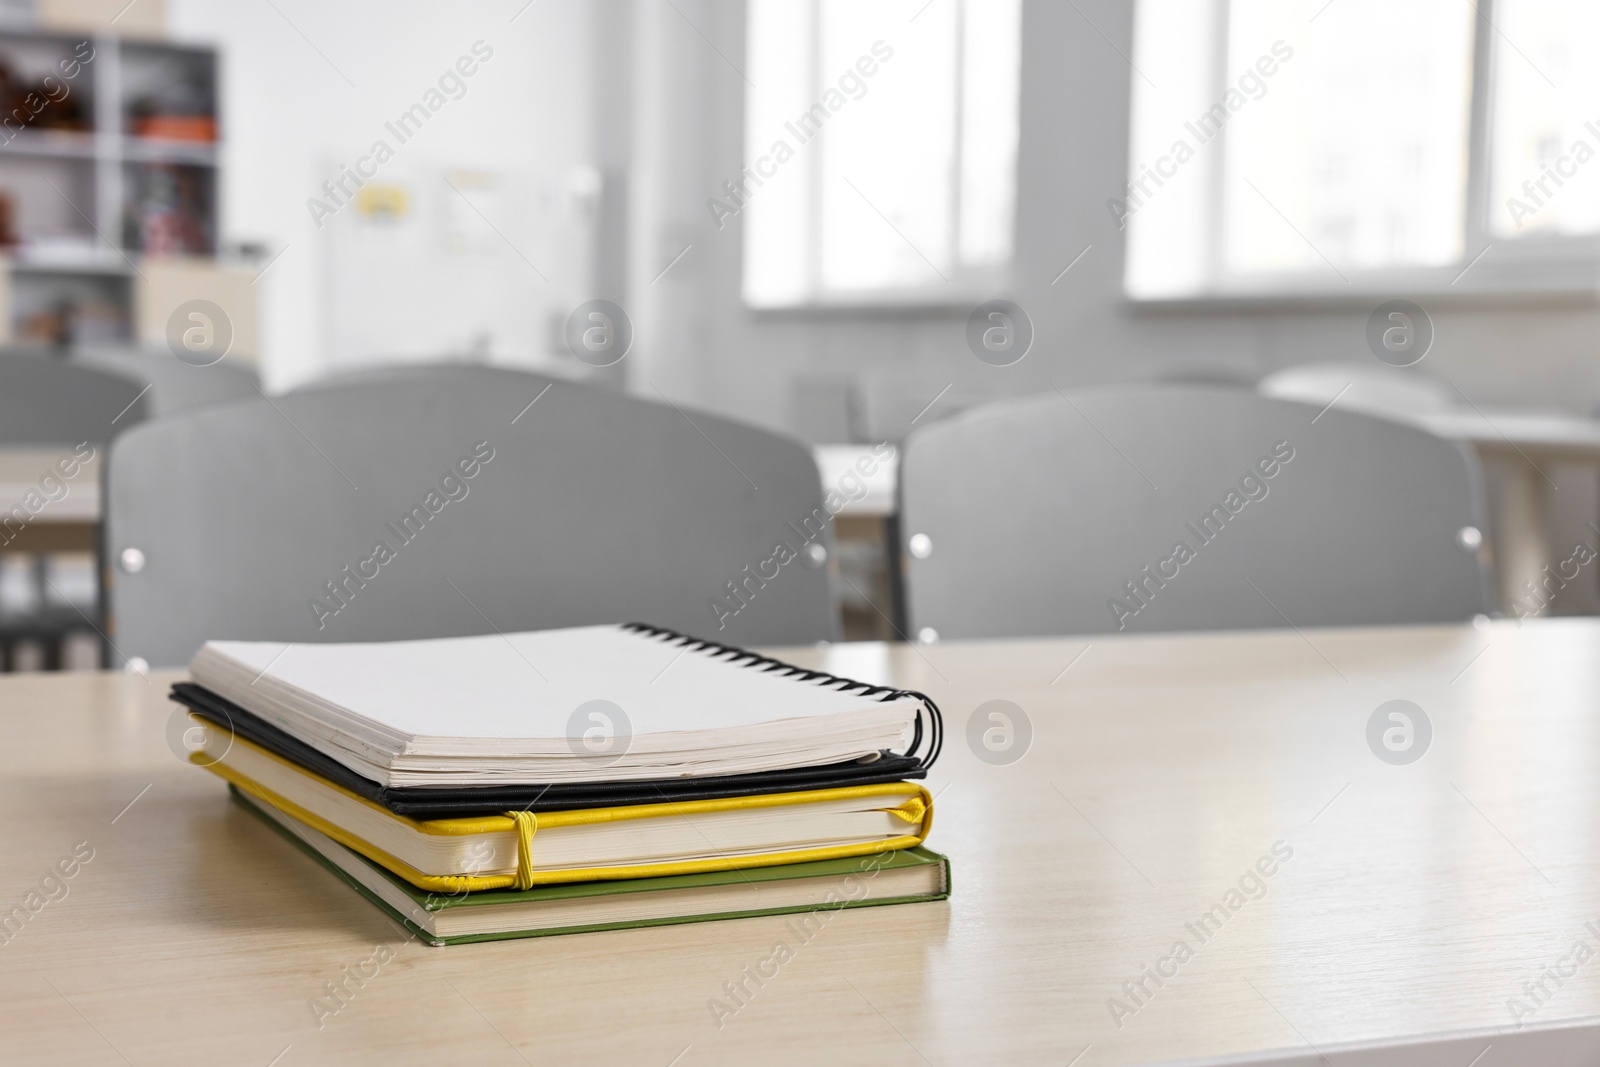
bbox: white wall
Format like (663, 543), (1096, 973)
(166, 0), (600, 391)
(624, 0), (1600, 441)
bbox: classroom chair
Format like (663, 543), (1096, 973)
(0, 352), (152, 445)
(897, 384), (1493, 639)
(72, 345), (260, 417)
(105, 366), (839, 668)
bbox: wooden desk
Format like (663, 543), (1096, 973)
(1414, 410), (1600, 617)
(812, 445), (897, 519)
(0, 447), (100, 553)
(813, 445), (900, 640)
(6, 622), (1600, 1064)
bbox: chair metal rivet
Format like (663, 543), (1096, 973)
(119, 547), (146, 574)
(1457, 526), (1483, 551)
(908, 533), (933, 559)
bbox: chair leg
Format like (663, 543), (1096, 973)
(884, 514), (909, 640)
(31, 554), (48, 616)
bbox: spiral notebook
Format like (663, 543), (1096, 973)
(180, 622), (943, 795)
(172, 682), (930, 817)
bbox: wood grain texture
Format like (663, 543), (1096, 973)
(1, 620), (1597, 1065)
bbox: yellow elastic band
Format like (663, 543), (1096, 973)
(505, 810), (538, 890)
(192, 726), (935, 892)
(889, 795), (927, 825)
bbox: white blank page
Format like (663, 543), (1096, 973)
(196, 625), (915, 742)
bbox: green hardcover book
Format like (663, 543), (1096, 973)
(231, 785), (951, 946)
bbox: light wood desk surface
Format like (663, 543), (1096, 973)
(0, 448), (100, 522)
(813, 444), (896, 518)
(6, 621), (1600, 1065)
(0, 447), (100, 553)
(1415, 409), (1600, 459)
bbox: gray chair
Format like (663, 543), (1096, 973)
(72, 346), (260, 417)
(898, 384), (1493, 639)
(106, 367), (839, 667)
(0, 354), (152, 445)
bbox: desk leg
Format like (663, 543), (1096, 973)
(1483, 455), (1552, 617)
(1540, 458), (1600, 614)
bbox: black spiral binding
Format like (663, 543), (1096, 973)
(620, 621), (944, 770)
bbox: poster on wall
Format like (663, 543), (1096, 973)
(318, 158), (601, 375)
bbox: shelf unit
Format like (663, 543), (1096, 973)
(0, 28), (219, 344)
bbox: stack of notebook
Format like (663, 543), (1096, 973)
(174, 622), (949, 945)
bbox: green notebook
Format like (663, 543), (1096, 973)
(231, 785), (951, 946)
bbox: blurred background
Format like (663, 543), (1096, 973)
(2, 0), (1598, 666)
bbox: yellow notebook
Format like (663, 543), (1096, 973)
(194, 723), (934, 893)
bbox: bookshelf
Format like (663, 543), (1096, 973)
(0, 28), (218, 345)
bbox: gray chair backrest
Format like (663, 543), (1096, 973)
(0, 354), (152, 445)
(72, 346), (260, 417)
(107, 368), (839, 667)
(899, 384), (1492, 639)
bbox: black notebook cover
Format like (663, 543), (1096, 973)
(170, 624), (943, 818)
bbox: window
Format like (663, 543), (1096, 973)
(1488, 0), (1600, 239)
(1125, 0), (1600, 300)
(740, 0), (1022, 308)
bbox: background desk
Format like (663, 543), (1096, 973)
(5, 622), (1600, 1064)
(1413, 410), (1600, 616)
(0, 448), (102, 669)
(813, 444), (900, 640)
(0, 447), (100, 553)
(819, 412), (1600, 626)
